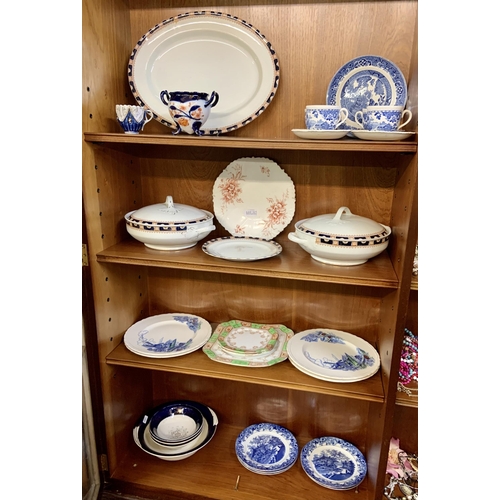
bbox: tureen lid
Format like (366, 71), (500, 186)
(127, 196), (213, 224)
(296, 206), (390, 239)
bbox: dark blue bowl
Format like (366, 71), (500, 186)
(149, 402), (204, 445)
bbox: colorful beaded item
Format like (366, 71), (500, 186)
(398, 328), (418, 386)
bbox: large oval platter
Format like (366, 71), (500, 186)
(326, 55), (407, 130)
(128, 11), (280, 135)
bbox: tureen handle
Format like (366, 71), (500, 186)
(333, 206), (352, 221)
(165, 196), (174, 208)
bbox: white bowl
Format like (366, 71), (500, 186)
(288, 207), (390, 266)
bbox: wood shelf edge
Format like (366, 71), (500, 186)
(84, 131), (418, 153)
(96, 240), (399, 289)
(106, 343), (385, 403)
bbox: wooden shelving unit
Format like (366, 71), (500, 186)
(82, 1), (418, 498)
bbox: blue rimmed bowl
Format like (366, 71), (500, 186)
(149, 402), (204, 446)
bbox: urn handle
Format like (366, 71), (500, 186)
(206, 91), (219, 108)
(160, 90), (170, 106)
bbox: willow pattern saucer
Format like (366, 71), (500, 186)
(351, 130), (415, 141)
(291, 129), (349, 140)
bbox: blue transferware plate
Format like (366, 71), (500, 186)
(124, 313), (212, 358)
(326, 55), (407, 130)
(235, 423), (298, 474)
(301, 436), (367, 490)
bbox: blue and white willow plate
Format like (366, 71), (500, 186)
(301, 436), (367, 490)
(326, 55), (407, 130)
(235, 423), (298, 474)
(287, 328), (380, 383)
(124, 313), (212, 358)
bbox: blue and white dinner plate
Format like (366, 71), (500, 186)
(301, 436), (367, 490)
(326, 55), (407, 130)
(124, 313), (212, 358)
(287, 328), (380, 383)
(235, 423), (298, 474)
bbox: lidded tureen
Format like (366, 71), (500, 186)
(125, 195), (215, 250)
(288, 206), (391, 266)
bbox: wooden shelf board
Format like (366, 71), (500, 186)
(96, 239), (399, 289)
(110, 423), (371, 500)
(84, 131), (417, 153)
(106, 342), (385, 403)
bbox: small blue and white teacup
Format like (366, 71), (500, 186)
(354, 106), (412, 131)
(116, 105), (153, 134)
(305, 105), (349, 130)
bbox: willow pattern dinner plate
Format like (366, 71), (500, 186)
(326, 55), (407, 130)
(128, 11), (280, 135)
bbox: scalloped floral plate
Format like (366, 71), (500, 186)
(124, 313), (212, 358)
(287, 328), (380, 382)
(213, 157), (295, 240)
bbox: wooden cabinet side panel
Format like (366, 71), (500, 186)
(83, 0), (133, 133)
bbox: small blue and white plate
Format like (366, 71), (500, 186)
(326, 55), (407, 130)
(235, 423), (298, 474)
(301, 436), (367, 490)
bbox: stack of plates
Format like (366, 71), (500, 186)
(301, 436), (367, 490)
(133, 400), (218, 461)
(235, 423), (298, 475)
(202, 320), (294, 367)
(287, 328), (380, 383)
(124, 313), (212, 358)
